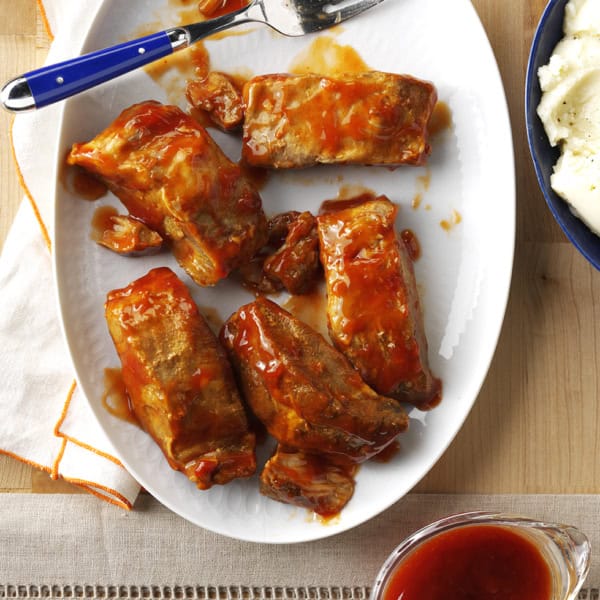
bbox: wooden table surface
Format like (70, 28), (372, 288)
(1, 0), (598, 497)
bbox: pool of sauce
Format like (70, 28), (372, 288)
(289, 34), (370, 75)
(371, 440), (400, 463)
(72, 169), (108, 201)
(282, 288), (329, 339)
(101, 367), (139, 426)
(137, 0), (254, 106)
(336, 184), (377, 201)
(90, 205), (119, 242)
(145, 42), (210, 84)
(428, 101), (453, 137)
(382, 524), (552, 600)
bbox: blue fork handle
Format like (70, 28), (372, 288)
(1, 31), (180, 112)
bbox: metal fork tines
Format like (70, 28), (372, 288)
(184, 0), (386, 42)
(291, 0), (387, 29)
(257, 0), (386, 35)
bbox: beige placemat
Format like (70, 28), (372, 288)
(1, 493), (598, 597)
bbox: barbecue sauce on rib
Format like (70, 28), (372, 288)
(382, 524), (552, 600)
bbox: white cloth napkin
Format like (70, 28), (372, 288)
(0, 0), (140, 508)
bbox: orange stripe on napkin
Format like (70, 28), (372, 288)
(9, 119), (52, 251)
(11, 115), (132, 502)
(54, 380), (126, 468)
(50, 382), (134, 509)
(51, 437), (67, 479)
(65, 479), (133, 510)
(1, 448), (132, 510)
(5, 2), (135, 512)
(36, 0), (55, 41)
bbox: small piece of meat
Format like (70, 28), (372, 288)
(186, 72), (244, 131)
(237, 254), (284, 295)
(95, 213), (163, 254)
(68, 101), (267, 286)
(235, 213), (296, 295)
(105, 267), (256, 489)
(263, 211), (321, 295)
(242, 72), (438, 168)
(317, 195), (442, 410)
(267, 211), (302, 247)
(221, 297), (408, 462)
(260, 446), (356, 517)
(236, 211), (320, 295)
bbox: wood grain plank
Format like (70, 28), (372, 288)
(0, 1), (49, 489)
(31, 470), (84, 494)
(0, 35), (39, 249)
(0, 455), (32, 491)
(0, 0), (49, 250)
(0, 0), (37, 35)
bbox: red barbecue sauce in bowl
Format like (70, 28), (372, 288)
(380, 524), (552, 600)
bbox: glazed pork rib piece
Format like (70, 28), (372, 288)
(105, 267), (256, 490)
(220, 297), (409, 462)
(242, 72), (438, 168)
(238, 211), (321, 295)
(260, 445), (356, 517)
(317, 196), (442, 410)
(68, 101), (267, 286)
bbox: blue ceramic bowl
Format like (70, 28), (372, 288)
(525, 0), (600, 269)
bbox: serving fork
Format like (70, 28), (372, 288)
(1, 0), (385, 112)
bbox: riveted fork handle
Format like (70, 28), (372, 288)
(1, 31), (184, 112)
(0, 5), (253, 112)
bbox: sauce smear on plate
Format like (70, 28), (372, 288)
(382, 524), (552, 600)
(101, 367), (139, 426)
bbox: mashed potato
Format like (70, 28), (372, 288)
(537, 0), (600, 235)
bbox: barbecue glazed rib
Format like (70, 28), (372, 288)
(238, 211), (321, 295)
(220, 297), (408, 462)
(317, 196), (442, 410)
(105, 267), (256, 489)
(242, 72), (437, 168)
(68, 101), (267, 286)
(260, 445), (356, 517)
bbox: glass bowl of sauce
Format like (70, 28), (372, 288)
(370, 511), (590, 600)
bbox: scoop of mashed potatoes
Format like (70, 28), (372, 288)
(537, 0), (600, 235)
